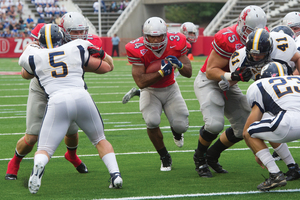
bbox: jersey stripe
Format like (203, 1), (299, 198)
(212, 40), (232, 58)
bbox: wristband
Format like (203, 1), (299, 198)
(94, 59), (102, 72)
(178, 64), (184, 70)
(224, 72), (232, 81)
(158, 70), (164, 77)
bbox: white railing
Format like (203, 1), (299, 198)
(107, 0), (140, 37)
(203, 0), (238, 36)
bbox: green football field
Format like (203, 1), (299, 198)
(0, 57), (300, 200)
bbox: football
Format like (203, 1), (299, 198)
(146, 59), (167, 73)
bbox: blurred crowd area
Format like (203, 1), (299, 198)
(0, 0), (66, 37)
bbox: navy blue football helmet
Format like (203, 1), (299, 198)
(246, 28), (273, 68)
(261, 62), (288, 78)
(271, 25), (295, 40)
(39, 24), (64, 49)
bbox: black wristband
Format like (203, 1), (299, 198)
(94, 59), (103, 72)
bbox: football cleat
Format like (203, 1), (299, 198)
(160, 153), (172, 171)
(285, 163), (300, 181)
(193, 151), (212, 177)
(173, 134), (184, 148)
(257, 171), (287, 191)
(5, 174), (17, 180)
(272, 151), (282, 161)
(206, 156), (228, 173)
(28, 162), (45, 194)
(109, 172), (123, 189)
(76, 162), (88, 173)
(122, 87), (138, 104)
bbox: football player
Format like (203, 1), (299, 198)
(193, 5), (267, 178)
(125, 17), (192, 171)
(5, 12), (106, 180)
(220, 28), (300, 181)
(122, 22), (198, 104)
(244, 62), (300, 191)
(19, 24), (122, 193)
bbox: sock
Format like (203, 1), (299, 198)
(206, 138), (228, 160)
(157, 147), (168, 158)
(256, 148), (280, 173)
(274, 143), (295, 166)
(34, 154), (49, 166)
(171, 127), (182, 140)
(195, 140), (209, 158)
(136, 89), (141, 97)
(6, 149), (25, 175)
(102, 153), (120, 174)
(64, 146), (82, 168)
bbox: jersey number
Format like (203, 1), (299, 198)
(49, 51), (68, 78)
(275, 37), (289, 52)
(269, 77), (300, 98)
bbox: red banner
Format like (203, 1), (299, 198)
(0, 37), (34, 58)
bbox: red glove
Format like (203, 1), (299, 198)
(88, 46), (106, 59)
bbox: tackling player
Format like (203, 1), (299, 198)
(243, 62), (300, 191)
(5, 12), (105, 180)
(125, 17), (192, 171)
(19, 24), (121, 194)
(193, 5), (267, 178)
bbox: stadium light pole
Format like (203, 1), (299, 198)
(98, 0), (102, 37)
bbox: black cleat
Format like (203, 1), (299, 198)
(285, 163), (300, 181)
(207, 157), (228, 173)
(193, 151), (212, 177)
(272, 151), (282, 161)
(5, 174), (17, 180)
(76, 162), (88, 173)
(160, 153), (172, 171)
(257, 171), (287, 191)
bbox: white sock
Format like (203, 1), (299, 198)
(102, 153), (120, 174)
(256, 148), (280, 173)
(34, 154), (49, 166)
(274, 143), (295, 166)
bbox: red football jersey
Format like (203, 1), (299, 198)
(126, 32), (188, 88)
(30, 25), (102, 48)
(201, 24), (244, 73)
(30, 23), (46, 40)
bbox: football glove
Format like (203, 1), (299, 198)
(88, 46), (106, 59)
(231, 67), (252, 82)
(219, 75), (230, 91)
(158, 60), (173, 77)
(166, 55), (183, 70)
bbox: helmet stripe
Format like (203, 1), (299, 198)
(252, 28), (263, 51)
(45, 24), (53, 49)
(275, 62), (285, 76)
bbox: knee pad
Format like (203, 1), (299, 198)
(171, 118), (189, 133)
(200, 126), (218, 142)
(225, 127), (243, 143)
(145, 113), (161, 129)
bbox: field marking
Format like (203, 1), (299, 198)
(1, 147), (300, 161)
(94, 189), (300, 200)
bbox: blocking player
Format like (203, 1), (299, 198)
(243, 62), (300, 191)
(193, 5), (267, 178)
(220, 27), (300, 181)
(19, 24), (122, 194)
(122, 22), (198, 104)
(125, 17), (192, 171)
(5, 12), (103, 180)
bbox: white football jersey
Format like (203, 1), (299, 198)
(229, 31), (297, 79)
(19, 39), (92, 96)
(247, 76), (300, 115)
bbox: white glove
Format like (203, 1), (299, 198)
(218, 75), (230, 91)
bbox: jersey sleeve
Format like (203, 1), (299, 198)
(246, 81), (265, 113)
(87, 34), (103, 48)
(186, 41), (192, 50)
(30, 23), (45, 40)
(172, 32), (188, 56)
(125, 38), (144, 65)
(212, 28), (239, 59)
(19, 45), (40, 74)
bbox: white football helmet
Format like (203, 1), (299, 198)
(143, 17), (168, 51)
(282, 12), (300, 36)
(180, 22), (199, 43)
(59, 12), (89, 42)
(237, 5), (267, 44)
